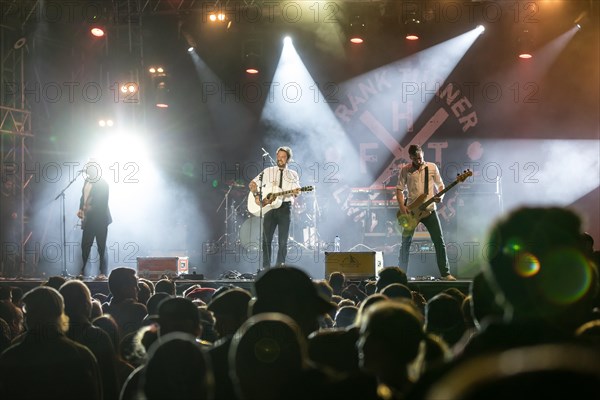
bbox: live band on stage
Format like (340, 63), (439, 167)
(212, 145), (471, 280)
(216, 183), (470, 252)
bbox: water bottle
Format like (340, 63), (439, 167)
(334, 236), (341, 252)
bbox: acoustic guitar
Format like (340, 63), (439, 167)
(247, 186), (314, 216)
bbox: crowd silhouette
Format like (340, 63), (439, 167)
(0, 206), (599, 399)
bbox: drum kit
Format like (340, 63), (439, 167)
(215, 180), (322, 251)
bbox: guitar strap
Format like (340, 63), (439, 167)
(424, 166), (429, 195)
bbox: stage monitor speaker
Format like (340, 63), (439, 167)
(407, 251), (440, 278)
(137, 257), (188, 280)
(325, 251), (383, 279)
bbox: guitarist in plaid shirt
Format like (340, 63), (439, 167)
(396, 145), (456, 281)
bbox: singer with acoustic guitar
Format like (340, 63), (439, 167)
(249, 146), (301, 270)
(396, 145), (457, 281)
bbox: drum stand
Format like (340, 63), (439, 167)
(216, 185), (236, 248)
(301, 191), (321, 250)
(288, 222), (310, 251)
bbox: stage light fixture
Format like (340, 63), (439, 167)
(209, 13), (226, 22)
(245, 53), (260, 74)
(517, 29), (534, 59)
(404, 14), (422, 41)
(149, 66), (166, 76)
(574, 11), (589, 30)
(349, 15), (366, 44)
(120, 83), (138, 94)
(13, 37), (27, 49)
(243, 40), (262, 74)
(90, 27), (105, 38)
(98, 119), (114, 128)
(155, 82), (169, 108)
(187, 46), (194, 53)
(149, 67), (170, 107)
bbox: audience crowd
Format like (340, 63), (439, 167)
(0, 206), (599, 399)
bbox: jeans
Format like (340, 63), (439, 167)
(399, 210), (450, 276)
(81, 222), (108, 275)
(262, 202), (291, 269)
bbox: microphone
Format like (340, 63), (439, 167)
(261, 148), (269, 157)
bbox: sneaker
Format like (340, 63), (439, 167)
(95, 274), (108, 281)
(441, 274), (457, 281)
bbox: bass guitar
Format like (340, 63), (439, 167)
(247, 186), (314, 217)
(397, 170), (472, 231)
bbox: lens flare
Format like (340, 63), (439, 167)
(539, 249), (594, 306)
(514, 252), (540, 277)
(503, 238), (523, 255)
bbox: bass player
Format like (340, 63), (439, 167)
(396, 144), (456, 281)
(249, 146), (300, 270)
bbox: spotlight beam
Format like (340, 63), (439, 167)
(260, 36), (361, 182)
(336, 27), (485, 186)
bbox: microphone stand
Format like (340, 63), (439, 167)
(216, 184), (234, 248)
(54, 169), (84, 277)
(256, 149), (277, 274)
(312, 190), (322, 249)
(257, 155), (267, 275)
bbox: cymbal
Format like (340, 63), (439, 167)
(225, 180), (246, 188)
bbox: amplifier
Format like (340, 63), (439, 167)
(348, 200), (396, 208)
(457, 179), (500, 194)
(137, 257), (189, 280)
(325, 251), (383, 279)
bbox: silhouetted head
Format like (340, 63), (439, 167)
(207, 288), (252, 338)
(158, 297), (201, 337)
(485, 207), (599, 329)
(358, 300), (425, 376)
(155, 279), (176, 296)
(22, 286), (68, 333)
(376, 267), (408, 292)
(108, 267), (139, 301)
(143, 332), (214, 400)
(59, 280), (92, 320)
(251, 266), (335, 336)
(229, 313), (306, 400)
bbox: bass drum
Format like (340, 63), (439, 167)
(239, 217), (263, 251)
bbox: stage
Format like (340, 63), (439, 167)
(1, 1), (597, 293)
